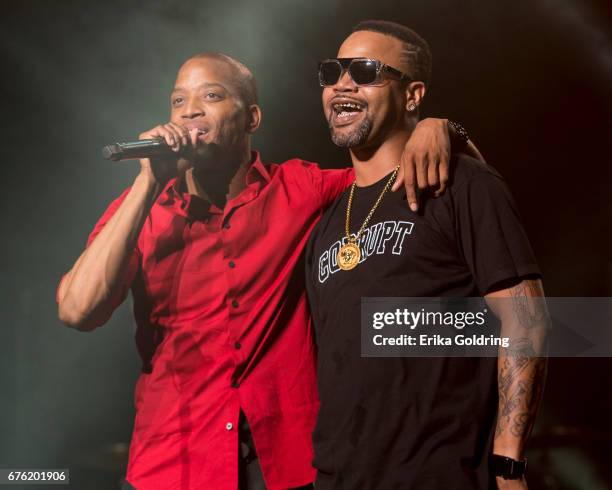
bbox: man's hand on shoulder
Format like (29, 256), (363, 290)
(392, 117), (451, 211)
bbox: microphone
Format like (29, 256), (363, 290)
(102, 138), (174, 161)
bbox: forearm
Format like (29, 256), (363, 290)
(58, 173), (161, 330)
(487, 280), (550, 459)
(495, 351), (547, 458)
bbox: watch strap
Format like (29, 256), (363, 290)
(448, 119), (469, 146)
(491, 454), (527, 479)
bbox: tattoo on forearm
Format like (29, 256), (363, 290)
(495, 281), (548, 444)
(495, 354), (546, 441)
(510, 412), (531, 438)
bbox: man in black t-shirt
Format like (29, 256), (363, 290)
(305, 21), (549, 490)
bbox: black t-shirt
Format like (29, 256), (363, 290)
(305, 154), (540, 490)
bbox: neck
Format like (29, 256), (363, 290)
(350, 126), (414, 187)
(186, 145), (253, 208)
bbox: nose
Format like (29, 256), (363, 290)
(181, 97), (205, 119)
(333, 69), (358, 93)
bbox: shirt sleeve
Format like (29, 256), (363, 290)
(453, 172), (541, 295)
(312, 167), (354, 210)
(304, 221), (323, 347)
(56, 187), (140, 310)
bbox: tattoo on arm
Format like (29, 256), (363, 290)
(495, 353), (547, 441)
(494, 281), (549, 446)
(510, 281), (548, 330)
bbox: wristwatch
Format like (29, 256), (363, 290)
(491, 454), (527, 480)
(447, 120), (469, 146)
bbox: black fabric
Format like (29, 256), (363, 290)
(305, 154), (540, 490)
(239, 411), (266, 490)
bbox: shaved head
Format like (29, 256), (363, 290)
(188, 52), (258, 108)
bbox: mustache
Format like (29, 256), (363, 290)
(329, 95), (368, 106)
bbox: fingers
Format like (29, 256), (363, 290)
(415, 152), (429, 192)
(188, 128), (199, 148)
(399, 118), (454, 203)
(139, 125), (175, 149)
(139, 124), (189, 152)
(428, 155), (440, 190)
(168, 122), (190, 147)
(162, 124), (184, 152)
(137, 122), (194, 185)
(403, 156), (418, 212)
(392, 165), (405, 192)
(434, 151), (450, 197)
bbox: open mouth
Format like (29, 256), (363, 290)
(193, 128), (211, 141)
(184, 124), (210, 137)
(331, 100), (366, 126)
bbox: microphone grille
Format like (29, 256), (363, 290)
(102, 144), (122, 161)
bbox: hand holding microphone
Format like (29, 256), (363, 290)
(104, 123), (206, 185)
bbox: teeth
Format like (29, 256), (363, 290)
(333, 102), (363, 112)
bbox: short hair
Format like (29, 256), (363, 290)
(191, 52), (258, 107)
(353, 20), (432, 86)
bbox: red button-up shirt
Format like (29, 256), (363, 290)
(61, 153), (352, 490)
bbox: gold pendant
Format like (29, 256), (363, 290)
(337, 242), (361, 271)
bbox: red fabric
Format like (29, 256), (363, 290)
(60, 153), (353, 490)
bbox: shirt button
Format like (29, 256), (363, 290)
(234, 342), (241, 350)
(223, 222), (231, 229)
(229, 261), (236, 268)
(226, 422), (233, 431)
(232, 299), (239, 308)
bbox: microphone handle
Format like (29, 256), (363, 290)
(102, 138), (171, 161)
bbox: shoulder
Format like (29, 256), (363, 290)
(269, 158), (350, 190)
(444, 154), (523, 223)
(276, 157), (321, 170)
(449, 153), (505, 190)
(446, 154), (516, 206)
(260, 157), (319, 182)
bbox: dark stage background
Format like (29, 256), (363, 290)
(1, 1), (611, 488)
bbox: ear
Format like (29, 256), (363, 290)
(405, 81), (426, 111)
(246, 104), (262, 134)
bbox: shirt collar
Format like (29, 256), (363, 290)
(157, 177), (183, 206)
(157, 150), (270, 208)
(246, 151), (271, 185)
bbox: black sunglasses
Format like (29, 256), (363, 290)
(318, 57), (412, 87)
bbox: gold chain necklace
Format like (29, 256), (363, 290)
(337, 164), (400, 271)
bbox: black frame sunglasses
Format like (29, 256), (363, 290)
(318, 57), (412, 87)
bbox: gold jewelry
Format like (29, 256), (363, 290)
(337, 165), (400, 271)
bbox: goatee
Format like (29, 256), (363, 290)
(329, 115), (373, 148)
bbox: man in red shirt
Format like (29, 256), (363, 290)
(57, 52), (483, 489)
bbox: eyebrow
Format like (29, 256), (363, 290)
(171, 82), (228, 94)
